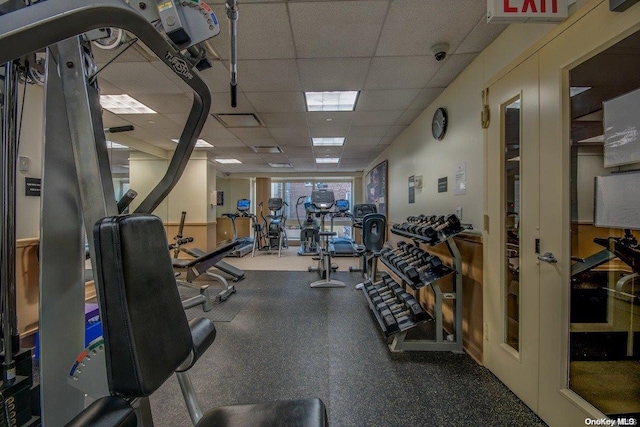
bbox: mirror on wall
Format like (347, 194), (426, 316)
(568, 29), (640, 419)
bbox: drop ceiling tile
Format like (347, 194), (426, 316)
(131, 94), (194, 114)
(274, 137), (312, 146)
(346, 137), (382, 146)
(149, 60), (192, 93)
(237, 59), (301, 92)
(99, 62), (183, 94)
(210, 92), (255, 114)
(259, 113), (308, 127)
(297, 58), (371, 91)
(376, 0), (486, 57)
(456, 18), (508, 54)
(102, 111), (133, 128)
(378, 136), (395, 146)
(209, 138), (245, 148)
(309, 126), (350, 138)
(269, 127), (310, 139)
(306, 112), (354, 127)
(395, 109), (423, 126)
(352, 111), (403, 126)
(348, 126), (388, 138)
(123, 114), (181, 131)
(289, 1), (388, 58)
(356, 89), (420, 111)
(407, 88), (445, 111)
(165, 114), (191, 127)
(259, 153), (290, 162)
(365, 56), (439, 90)
(92, 43), (149, 64)
(97, 78), (123, 95)
(201, 126), (239, 140)
(427, 53), (477, 88)
(228, 127), (272, 139)
(245, 92), (306, 113)
(312, 147), (343, 156)
(216, 147), (260, 158)
(282, 147), (313, 157)
(206, 3), (295, 60)
(197, 61), (235, 93)
(385, 126), (407, 140)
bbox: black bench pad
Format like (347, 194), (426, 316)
(65, 396), (136, 427)
(198, 398), (327, 427)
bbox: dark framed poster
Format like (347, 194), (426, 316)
(365, 160), (387, 217)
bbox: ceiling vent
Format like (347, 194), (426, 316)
(213, 113), (263, 127)
(253, 146), (283, 154)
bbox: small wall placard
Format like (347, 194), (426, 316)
(25, 177), (41, 196)
(438, 177), (448, 193)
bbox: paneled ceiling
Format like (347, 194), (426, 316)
(97, 0), (507, 174)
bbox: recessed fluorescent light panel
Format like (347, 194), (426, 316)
(570, 87), (592, 97)
(305, 91), (359, 112)
(269, 163), (292, 168)
(315, 157), (340, 164)
(100, 95), (156, 114)
(171, 138), (213, 148)
(312, 137), (345, 146)
(215, 159), (242, 164)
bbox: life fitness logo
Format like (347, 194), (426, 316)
(165, 52), (193, 80)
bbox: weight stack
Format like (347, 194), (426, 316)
(0, 375), (32, 426)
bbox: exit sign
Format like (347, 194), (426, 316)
(488, 0), (569, 22)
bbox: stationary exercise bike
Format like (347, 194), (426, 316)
(308, 189), (346, 288)
(252, 197), (288, 257)
(296, 195), (320, 256)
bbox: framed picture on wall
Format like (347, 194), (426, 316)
(365, 160), (387, 217)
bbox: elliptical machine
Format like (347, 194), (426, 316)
(308, 189), (346, 288)
(296, 195), (320, 256)
(252, 197), (288, 257)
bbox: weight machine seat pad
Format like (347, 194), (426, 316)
(94, 214), (194, 397)
(197, 398), (328, 427)
(172, 238), (251, 270)
(65, 396), (136, 427)
(177, 318), (217, 372)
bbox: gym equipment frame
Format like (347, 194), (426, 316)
(0, 1), (212, 424)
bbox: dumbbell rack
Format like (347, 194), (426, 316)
(380, 225), (468, 353)
(361, 274), (431, 337)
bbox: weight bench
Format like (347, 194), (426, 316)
(172, 238), (251, 310)
(67, 213), (327, 426)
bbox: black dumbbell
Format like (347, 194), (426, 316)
(393, 247), (426, 271)
(396, 294), (428, 322)
(379, 308), (400, 334)
(416, 225), (438, 242)
(435, 214), (462, 234)
(404, 255), (443, 284)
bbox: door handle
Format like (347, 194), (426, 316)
(537, 252), (557, 263)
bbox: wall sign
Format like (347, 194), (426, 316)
(25, 177), (41, 196)
(487, 0), (569, 23)
(438, 177), (448, 193)
(408, 176), (415, 204)
(454, 162), (467, 196)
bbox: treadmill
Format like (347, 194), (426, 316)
(330, 199), (358, 257)
(226, 198), (255, 258)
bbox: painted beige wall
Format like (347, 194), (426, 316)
(364, 22), (560, 228)
(16, 85), (44, 239)
(216, 177), (251, 213)
(129, 151), (169, 221)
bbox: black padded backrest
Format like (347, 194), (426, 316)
(362, 213), (386, 252)
(93, 214), (193, 397)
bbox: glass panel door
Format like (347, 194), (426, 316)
(504, 97), (521, 352)
(567, 31), (640, 419)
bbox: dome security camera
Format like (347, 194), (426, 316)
(430, 43), (450, 62)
